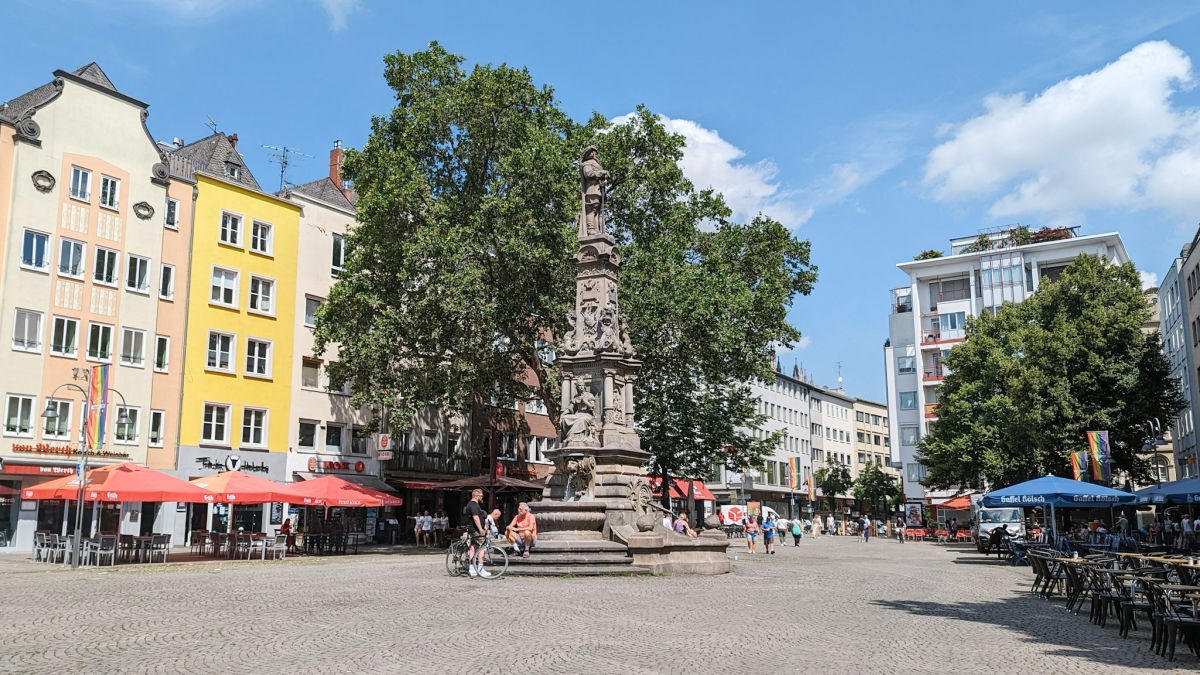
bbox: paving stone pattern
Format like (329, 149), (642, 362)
(0, 535), (1193, 673)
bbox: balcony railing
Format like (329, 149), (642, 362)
(923, 366), (944, 381)
(924, 403), (939, 419)
(386, 452), (479, 475)
(892, 287), (912, 314)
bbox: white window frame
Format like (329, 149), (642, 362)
(70, 166), (91, 201)
(149, 410), (165, 447)
(250, 220), (273, 256)
(298, 420), (318, 450)
(248, 276), (275, 316)
(21, 230), (50, 271)
(58, 238), (85, 279)
(900, 425), (920, 446)
(325, 424), (344, 453)
(241, 407), (268, 447)
(99, 175), (120, 210)
(301, 358), (321, 389)
(219, 211), (242, 247)
(201, 403), (231, 445)
(210, 266), (239, 308)
(114, 406), (139, 444)
(159, 264), (176, 300)
(304, 296), (322, 327)
(12, 309), (42, 352)
(4, 394), (34, 437)
(86, 323), (113, 362)
(206, 331), (235, 373)
(164, 198), (179, 230)
(899, 391), (917, 410)
(126, 254), (151, 294)
(119, 327), (146, 367)
(42, 399), (72, 441)
(93, 247), (119, 286)
(244, 337), (272, 379)
(154, 335), (170, 373)
(332, 233), (345, 276)
(50, 316), (78, 357)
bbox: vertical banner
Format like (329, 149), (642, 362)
(85, 364), (109, 449)
(807, 472), (815, 502)
(1070, 450), (1088, 481)
(788, 457), (801, 490)
(1086, 430), (1109, 482)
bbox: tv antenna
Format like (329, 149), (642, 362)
(205, 116), (220, 133)
(262, 144), (312, 191)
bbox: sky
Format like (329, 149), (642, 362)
(7, 1), (1200, 402)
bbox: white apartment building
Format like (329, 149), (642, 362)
(813, 387), (855, 472)
(884, 228), (1129, 501)
(852, 398), (894, 480)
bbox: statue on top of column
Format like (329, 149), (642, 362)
(579, 146), (609, 237)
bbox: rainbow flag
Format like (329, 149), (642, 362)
(1070, 450), (1088, 481)
(807, 472), (815, 501)
(85, 364), (109, 449)
(789, 457), (801, 490)
(1087, 430), (1109, 482)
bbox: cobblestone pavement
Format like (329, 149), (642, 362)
(0, 535), (1194, 674)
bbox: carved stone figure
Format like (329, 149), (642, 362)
(579, 146), (609, 237)
(559, 380), (597, 446)
(578, 305), (599, 352)
(617, 315), (635, 357)
(565, 454), (597, 500)
(595, 307), (617, 353)
(562, 311), (581, 355)
(626, 477), (657, 531)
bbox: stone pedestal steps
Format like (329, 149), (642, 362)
(504, 539), (651, 576)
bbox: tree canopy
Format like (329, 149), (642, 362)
(813, 459), (852, 512)
(917, 254), (1184, 489)
(851, 462), (901, 516)
(316, 44), (817, 477)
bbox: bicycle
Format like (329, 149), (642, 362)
(445, 531), (508, 579)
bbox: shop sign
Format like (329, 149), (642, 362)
(376, 434), (392, 451)
(195, 455), (269, 474)
(378, 450), (394, 460)
(308, 457), (367, 473)
(12, 443), (129, 459)
(3, 464), (75, 475)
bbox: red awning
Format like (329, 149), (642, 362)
(189, 470), (292, 504)
(938, 494), (974, 510)
(22, 462), (213, 503)
(278, 475), (403, 507)
(647, 477), (716, 501)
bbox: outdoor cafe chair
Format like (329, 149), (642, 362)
(247, 536), (268, 560)
(43, 534), (61, 564)
(210, 532), (227, 557)
(189, 530), (208, 556)
(149, 534), (170, 563)
(266, 534), (287, 560)
(88, 535), (118, 567)
(32, 532), (47, 562)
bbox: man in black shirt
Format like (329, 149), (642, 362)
(462, 489), (490, 578)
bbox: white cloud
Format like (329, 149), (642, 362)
(317, 0), (360, 31)
(794, 336), (812, 350)
(1140, 271), (1159, 290)
(925, 41), (1200, 220)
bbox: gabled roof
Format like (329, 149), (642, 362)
(71, 62), (116, 91)
(286, 176), (355, 210)
(0, 63), (117, 121)
(169, 132), (262, 191)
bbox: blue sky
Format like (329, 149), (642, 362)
(7, 1), (1200, 401)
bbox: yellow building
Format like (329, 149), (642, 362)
(170, 133), (300, 533)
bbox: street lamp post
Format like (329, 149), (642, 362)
(1142, 418), (1168, 487)
(41, 382), (130, 569)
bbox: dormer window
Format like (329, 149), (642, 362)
(225, 162), (241, 179)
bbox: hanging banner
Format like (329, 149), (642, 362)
(788, 457), (801, 490)
(1070, 450), (1088, 482)
(1086, 430), (1109, 482)
(807, 472), (815, 502)
(85, 364), (110, 450)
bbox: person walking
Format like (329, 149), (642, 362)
(791, 518), (802, 546)
(762, 514), (777, 554)
(896, 516), (906, 543)
(826, 514), (835, 537)
(744, 517), (760, 553)
(862, 515), (871, 543)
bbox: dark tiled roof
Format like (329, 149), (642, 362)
(170, 132), (262, 191)
(286, 177), (355, 210)
(0, 63), (119, 121)
(71, 62), (116, 91)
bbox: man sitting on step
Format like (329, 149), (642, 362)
(505, 502), (538, 558)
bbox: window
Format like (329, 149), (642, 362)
(58, 238), (85, 278)
(325, 424), (344, 453)
(114, 406), (139, 444)
(900, 425), (920, 446)
(149, 410), (165, 447)
(897, 356), (916, 374)
(298, 421), (317, 450)
(332, 234), (345, 275)
(201, 403), (230, 444)
(159, 264), (175, 300)
(206, 332), (234, 371)
(70, 167), (91, 200)
(4, 395), (34, 436)
(21, 230), (49, 270)
(899, 392), (917, 410)
(304, 297), (322, 326)
(245, 338), (271, 377)
(301, 358), (320, 388)
(87, 323), (113, 361)
(42, 399), (72, 440)
(906, 463), (927, 482)
(225, 162), (241, 179)
(943, 311), (967, 331)
(164, 199), (179, 229)
(125, 255), (150, 293)
(51, 317), (78, 357)
(219, 212), (242, 246)
(154, 335), (169, 372)
(242, 408), (267, 447)
(351, 428), (370, 455)
(12, 309), (42, 351)
(248, 277), (274, 314)
(99, 175), (120, 209)
(250, 221), (272, 255)
(210, 267), (238, 307)
(94, 247), (118, 285)
(119, 328), (146, 367)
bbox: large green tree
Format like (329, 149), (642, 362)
(917, 254), (1185, 489)
(852, 462), (901, 517)
(813, 459), (852, 513)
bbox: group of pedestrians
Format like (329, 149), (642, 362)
(412, 510), (449, 547)
(459, 489), (539, 578)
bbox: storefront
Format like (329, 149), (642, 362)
(1, 461), (82, 550)
(175, 447), (289, 539)
(286, 452), (396, 542)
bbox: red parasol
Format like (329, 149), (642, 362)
(22, 462), (213, 503)
(189, 470), (292, 504)
(277, 475), (403, 507)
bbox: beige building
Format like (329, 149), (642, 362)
(852, 398), (893, 480)
(0, 64), (192, 549)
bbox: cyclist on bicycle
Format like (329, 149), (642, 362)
(462, 488), (491, 578)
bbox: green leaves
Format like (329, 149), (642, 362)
(918, 254), (1184, 489)
(814, 459), (853, 512)
(852, 462), (901, 514)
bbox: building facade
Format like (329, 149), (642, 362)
(852, 398), (893, 480)
(1170, 229), (1200, 479)
(884, 228), (1130, 502)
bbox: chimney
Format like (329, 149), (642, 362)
(330, 140), (344, 188)
(172, 137), (184, 148)
(228, 133), (238, 150)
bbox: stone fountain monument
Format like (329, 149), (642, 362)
(518, 148), (730, 576)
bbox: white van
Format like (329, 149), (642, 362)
(972, 506), (1025, 552)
